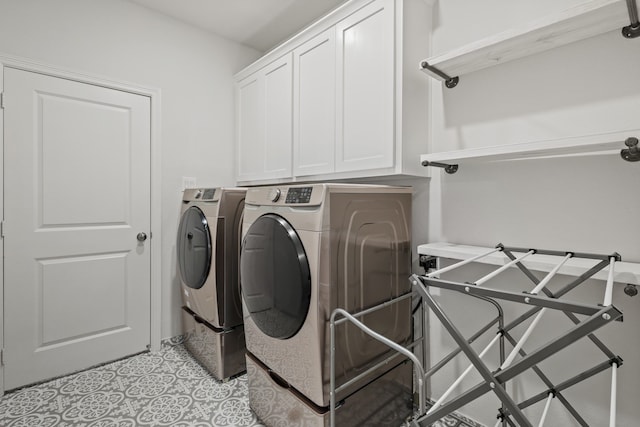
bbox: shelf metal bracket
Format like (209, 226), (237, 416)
(421, 160), (459, 174)
(620, 137), (640, 162)
(420, 61), (459, 88)
(624, 284), (638, 297)
(622, 0), (640, 38)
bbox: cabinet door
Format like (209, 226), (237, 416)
(263, 55), (293, 179)
(237, 74), (263, 181)
(293, 29), (336, 176)
(236, 55), (293, 182)
(335, 0), (395, 172)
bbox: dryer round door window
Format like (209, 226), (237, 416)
(177, 206), (212, 289)
(241, 214), (311, 340)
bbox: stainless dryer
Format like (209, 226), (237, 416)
(177, 187), (246, 380)
(240, 183), (413, 426)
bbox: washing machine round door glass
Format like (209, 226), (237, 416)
(177, 206), (212, 289)
(241, 213), (311, 339)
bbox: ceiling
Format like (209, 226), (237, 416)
(128, 0), (348, 52)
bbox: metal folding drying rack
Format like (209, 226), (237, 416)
(329, 244), (626, 427)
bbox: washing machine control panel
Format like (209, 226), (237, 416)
(201, 188), (216, 200)
(285, 186), (313, 204)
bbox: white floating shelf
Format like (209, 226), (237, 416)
(418, 242), (640, 286)
(420, 129), (638, 166)
(420, 0), (631, 82)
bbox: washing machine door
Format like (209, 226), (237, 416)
(177, 206), (212, 289)
(241, 213), (311, 339)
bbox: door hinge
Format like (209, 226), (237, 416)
(1, 349), (4, 366)
(0, 220), (4, 238)
(0, 92), (4, 109)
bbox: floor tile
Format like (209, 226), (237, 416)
(0, 339), (483, 427)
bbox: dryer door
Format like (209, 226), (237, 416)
(241, 213), (311, 339)
(177, 206), (212, 289)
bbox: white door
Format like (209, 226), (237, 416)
(3, 67), (151, 390)
(335, 0), (394, 172)
(293, 28), (336, 176)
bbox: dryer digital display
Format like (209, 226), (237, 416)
(202, 188), (216, 200)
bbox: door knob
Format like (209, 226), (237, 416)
(137, 232), (148, 242)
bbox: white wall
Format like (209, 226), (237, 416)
(426, 1), (640, 425)
(0, 0), (261, 340)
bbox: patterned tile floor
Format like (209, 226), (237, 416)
(0, 338), (483, 427)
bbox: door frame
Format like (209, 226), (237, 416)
(0, 54), (163, 396)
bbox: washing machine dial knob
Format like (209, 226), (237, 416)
(194, 190), (202, 199)
(269, 188), (281, 202)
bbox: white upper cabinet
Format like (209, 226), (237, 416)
(235, 0), (431, 185)
(293, 29), (336, 177)
(335, 0), (394, 172)
(236, 54), (293, 182)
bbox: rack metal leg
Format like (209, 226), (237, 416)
(609, 362), (618, 427)
(428, 333), (501, 414)
(412, 279), (532, 427)
(502, 331), (591, 427)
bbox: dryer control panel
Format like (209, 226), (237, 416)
(182, 188), (220, 202)
(285, 187), (313, 204)
(246, 184), (324, 207)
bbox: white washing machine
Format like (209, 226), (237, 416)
(240, 183), (414, 426)
(177, 187), (246, 380)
